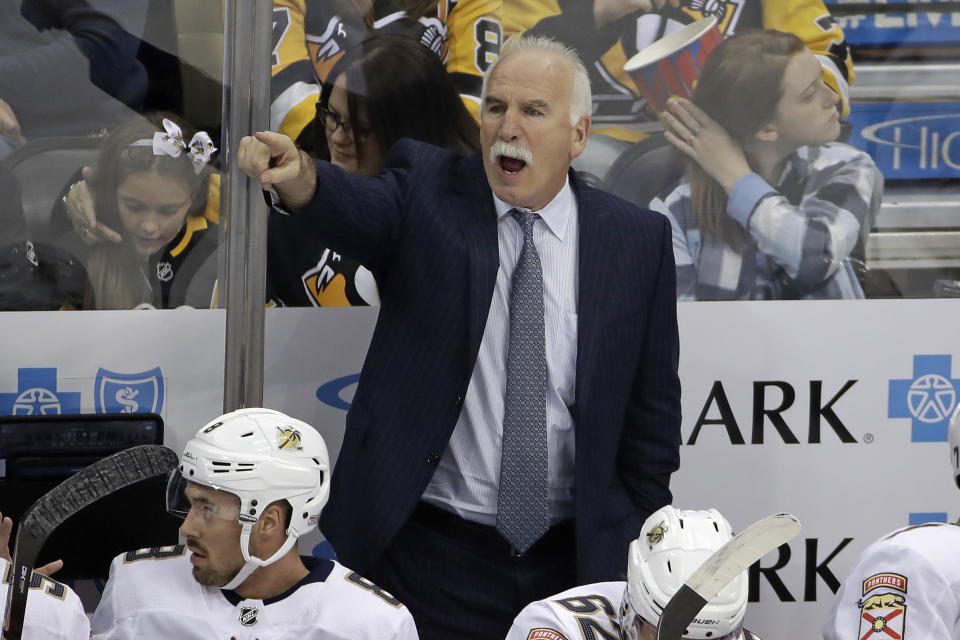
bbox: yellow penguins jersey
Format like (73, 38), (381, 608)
(91, 546), (419, 639)
(822, 522), (960, 640)
(271, 0), (321, 143)
(0, 558), (90, 640)
(505, 581), (764, 640)
(304, 0), (502, 120)
(519, 0), (853, 139)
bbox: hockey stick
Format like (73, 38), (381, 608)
(656, 512), (801, 640)
(3, 444), (178, 640)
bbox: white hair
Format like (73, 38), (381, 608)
(480, 35), (592, 127)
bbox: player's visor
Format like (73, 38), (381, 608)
(166, 469), (242, 522)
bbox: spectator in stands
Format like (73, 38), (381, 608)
(57, 113), (219, 309)
(648, 30), (882, 300)
(303, 0), (502, 121)
(516, 0), (853, 141)
(1, 0), (146, 138)
(266, 34), (480, 307)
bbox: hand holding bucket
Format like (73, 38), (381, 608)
(623, 17), (723, 118)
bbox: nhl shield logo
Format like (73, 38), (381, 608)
(238, 605), (259, 626)
(94, 367), (165, 414)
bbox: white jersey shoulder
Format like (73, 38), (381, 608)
(0, 557), (90, 640)
(506, 581), (624, 640)
(822, 522), (960, 640)
(91, 546), (418, 640)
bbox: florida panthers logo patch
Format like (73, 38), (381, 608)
(239, 605), (259, 626)
(857, 573), (908, 639)
(526, 628), (568, 640)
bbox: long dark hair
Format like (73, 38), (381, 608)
(689, 30), (805, 251)
(315, 34), (479, 164)
(86, 112), (213, 309)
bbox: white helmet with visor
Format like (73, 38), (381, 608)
(166, 407), (330, 589)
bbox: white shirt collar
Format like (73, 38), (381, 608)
(492, 175), (573, 241)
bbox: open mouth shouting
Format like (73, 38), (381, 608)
(490, 140), (533, 177)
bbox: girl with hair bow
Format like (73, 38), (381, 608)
(55, 112), (220, 309)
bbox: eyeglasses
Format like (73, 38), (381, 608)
(316, 103), (371, 142)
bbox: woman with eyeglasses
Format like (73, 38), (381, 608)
(266, 34), (480, 307)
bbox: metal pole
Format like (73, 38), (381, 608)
(220, 0), (271, 411)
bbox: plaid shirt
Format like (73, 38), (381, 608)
(649, 143), (883, 300)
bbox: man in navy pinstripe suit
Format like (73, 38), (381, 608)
(239, 35), (681, 640)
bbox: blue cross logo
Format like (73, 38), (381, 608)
(0, 368), (81, 415)
(888, 355), (960, 442)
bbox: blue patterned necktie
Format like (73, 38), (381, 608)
(496, 208), (549, 554)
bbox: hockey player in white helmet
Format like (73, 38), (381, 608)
(90, 408), (419, 640)
(822, 404), (960, 640)
(505, 505), (762, 640)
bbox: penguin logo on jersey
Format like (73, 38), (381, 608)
(276, 426), (302, 450)
(239, 605), (259, 626)
(646, 521), (667, 546)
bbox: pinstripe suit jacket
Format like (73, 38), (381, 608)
(310, 139), (681, 584)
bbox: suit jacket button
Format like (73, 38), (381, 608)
(455, 394), (464, 406)
(425, 454), (440, 466)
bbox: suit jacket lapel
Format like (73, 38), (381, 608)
(455, 154), (499, 359)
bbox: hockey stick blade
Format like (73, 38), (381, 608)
(4, 444), (178, 640)
(656, 512), (801, 640)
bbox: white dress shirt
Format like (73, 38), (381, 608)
(421, 177), (579, 525)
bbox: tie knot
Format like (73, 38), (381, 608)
(510, 208), (538, 237)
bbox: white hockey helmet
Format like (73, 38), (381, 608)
(621, 505), (747, 640)
(950, 402), (960, 490)
(167, 407), (330, 588)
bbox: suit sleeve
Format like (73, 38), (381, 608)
(296, 140), (425, 273)
(618, 213), (681, 515)
(762, 0), (855, 118)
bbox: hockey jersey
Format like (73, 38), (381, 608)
(304, 0), (503, 119)
(505, 581), (764, 640)
(0, 558), (90, 640)
(520, 0), (854, 139)
(90, 545), (419, 639)
(271, 0), (322, 145)
(822, 522), (960, 640)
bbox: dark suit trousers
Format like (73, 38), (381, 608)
(364, 502), (578, 640)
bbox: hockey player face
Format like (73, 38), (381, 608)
(480, 50), (589, 211)
(323, 77), (383, 176)
(179, 482), (246, 587)
(763, 49), (841, 150)
(116, 170), (195, 259)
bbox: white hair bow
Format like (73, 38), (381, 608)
(135, 118), (217, 175)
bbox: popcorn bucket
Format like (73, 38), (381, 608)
(623, 17), (723, 116)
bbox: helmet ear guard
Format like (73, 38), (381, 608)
(621, 505), (747, 640)
(169, 408), (331, 589)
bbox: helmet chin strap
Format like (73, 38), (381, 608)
(221, 520), (299, 592)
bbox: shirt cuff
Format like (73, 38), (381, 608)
(727, 173), (776, 229)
